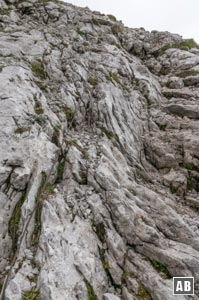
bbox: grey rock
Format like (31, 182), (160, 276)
(0, 1), (199, 300)
(103, 293), (121, 300)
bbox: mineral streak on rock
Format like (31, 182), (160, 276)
(0, 0), (199, 299)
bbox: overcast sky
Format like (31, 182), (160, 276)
(66, 0), (199, 43)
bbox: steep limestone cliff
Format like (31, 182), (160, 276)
(0, 1), (199, 300)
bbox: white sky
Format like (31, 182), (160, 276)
(65, 0), (199, 43)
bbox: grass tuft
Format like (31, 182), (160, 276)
(8, 190), (27, 253)
(151, 260), (172, 279)
(22, 290), (40, 300)
(15, 127), (29, 134)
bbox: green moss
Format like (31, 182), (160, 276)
(31, 62), (46, 80)
(34, 101), (44, 115)
(84, 279), (97, 300)
(88, 76), (98, 86)
(22, 290), (40, 300)
(111, 24), (123, 35)
(15, 127), (29, 134)
(107, 14), (117, 22)
(8, 190), (27, 253)
(151, 260), (172, 279)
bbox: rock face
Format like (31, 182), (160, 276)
(0, 1), (199, 300)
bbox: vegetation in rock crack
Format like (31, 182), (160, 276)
(111, 23), (123, 34)
(1, 0), (199, 299)
(35, 115), (45, 125)
(8, 190), (27, 252)
(56, 160), (65, 183)
(15, 127), (29, 134)
(137, 283), (152, 300)
(34, 101), (44, 115)
(84, 279), (97, 300)
(100, 127), (119, 143)
(22, 290), (40, 300)
(107, 71), (121, 85)
(51, 124), (61, 146)
(154, 39), (199, 57)
(0, 8), (10, 15)
(88, 76), (99, 86)
(31, 62), (46, 80)
(107, 14), (117, 22)
(92, 221), (106, 243)
(31, 173), (54, 247)
(63, 107), (75, 124)
(151, 260), (172, 279)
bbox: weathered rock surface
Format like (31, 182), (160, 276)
(0, 1), (199, 300)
